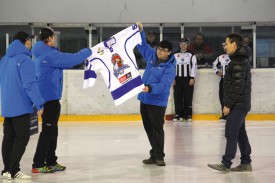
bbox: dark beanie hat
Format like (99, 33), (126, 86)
(39, 27), (55, 40)
(14, 31), (35, 44)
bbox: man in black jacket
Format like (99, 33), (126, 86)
(208, 33), (252, 172)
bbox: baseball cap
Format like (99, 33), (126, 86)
(180, 38), (189, 44)
(39, 27), (55, 40)
(14, 31), (35, 44)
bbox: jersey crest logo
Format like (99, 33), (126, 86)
(97, 48), (104, 55)
(111, 53), (130, 78)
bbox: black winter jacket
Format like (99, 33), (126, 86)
(223, 45), (252, 111)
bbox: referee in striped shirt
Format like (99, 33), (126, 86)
(173, 38), (197, 122)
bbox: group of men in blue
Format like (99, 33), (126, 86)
(0, 27), (90, 179)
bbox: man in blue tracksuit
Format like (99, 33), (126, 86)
(0, 31), (44, 179)
(31, 27), (92, 173)
(136, 22), (176, 166)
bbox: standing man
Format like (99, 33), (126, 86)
(208, 33), (252, 172)
(173, 38), (197, 122)
(136, 22), (175, 166)
(32, 27), (92, 173)
(0, 31), (44, 179)
(212, 44), (230, 122)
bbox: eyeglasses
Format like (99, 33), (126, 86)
(157, 47), (169, 52)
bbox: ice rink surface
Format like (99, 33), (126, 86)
(1, 120), (275, 183)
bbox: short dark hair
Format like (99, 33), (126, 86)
(39, 27), (55, 42)
(147, 31), (155, 35)
(158, 40), (173, 51)
(194, 33), (205, 40)
(226, 33), (244, 47)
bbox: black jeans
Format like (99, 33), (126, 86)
(222, 108), (252, 168)
(33, 100), (61, 168)
(173, 76), (194, 119)
(2, 114), (30, 177)
(140, 102), (166, 160)
(219, 78), (224, 114)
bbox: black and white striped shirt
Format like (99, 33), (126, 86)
(174, 51), (197, 78)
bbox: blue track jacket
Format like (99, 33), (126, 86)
(137, 31), (176, 107)
(32, 41), (91, 102)
(0, 40), (44, 117)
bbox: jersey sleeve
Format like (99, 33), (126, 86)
(83, 53), (99, 89)
(212, 56), (220, 74)
(190, 55), (197, 78)
(128, 24), (142, 49)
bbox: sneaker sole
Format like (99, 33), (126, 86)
(207, 164), (230, 172)
(231, 170), (252, 172)
(155, 163), (166, 166)
(13, 177), (31, 179)
(32, 169), (55, 173)
(52, 169), (66, 171)
(173, 120), (183, 122)
(142, 161), (155, 164)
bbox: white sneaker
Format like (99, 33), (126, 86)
(2, 172), (11, 179)
(173, 115), (183, 122)
(12, 171), (31, 179)
(186, 118), (192, 122)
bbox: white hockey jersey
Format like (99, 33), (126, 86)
(174, 51), (197, 78)
(83, 24), (144, 106)
(212, 54), (231, 77)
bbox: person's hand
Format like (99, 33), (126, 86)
(37, 109), (43, 116)
(216, 72), (223, 77)
(136, 21), (143, 32)
(189, 79), (195, 85)
(142, 86), (149, 93)
(173, 80), (176, 86)
(223, 106), (230, 116)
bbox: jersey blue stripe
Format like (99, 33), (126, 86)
(84, 69), (97, 80)
(111, 76), (143, 100)
(86, 57), (112, 89)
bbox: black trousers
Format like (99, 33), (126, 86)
(140, 103), (166, 160)
(219, 78), (224, 115)
(2, 114), (30, 177)
(33, 100), (60, 168)
(173, 76), (194, 119)
(222, 108), (252, 168)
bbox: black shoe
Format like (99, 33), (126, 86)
(231, 164), (252, 172)
(208, 163), (230, 172)
(142, 157), (155, 164)
(155, 159), (166, 166)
